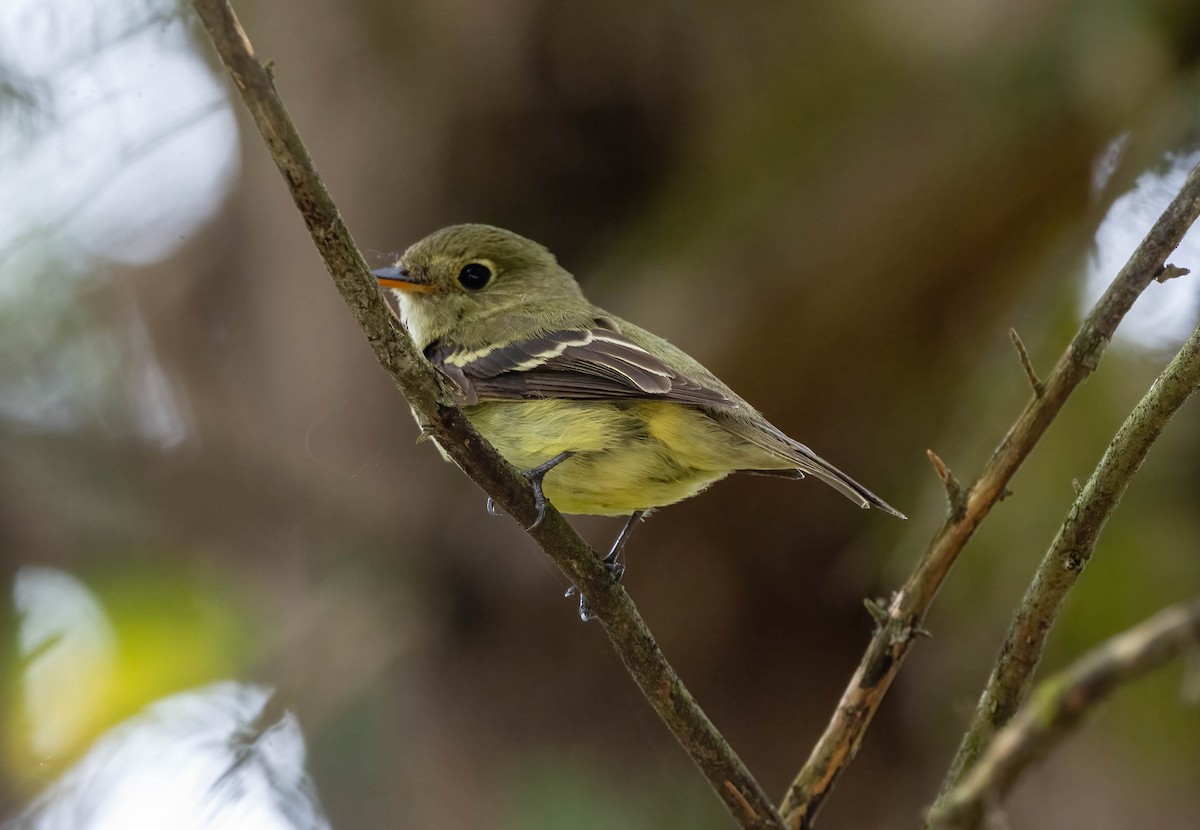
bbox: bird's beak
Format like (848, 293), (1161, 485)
(372, 265), (435, 293)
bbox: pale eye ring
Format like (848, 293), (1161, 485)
(457, 262), (492, 290)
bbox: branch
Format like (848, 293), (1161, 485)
(188, 3), (784, 827)
(927, 595), (1200, 830)
(936, 316), (1200, 800)
(778, 161), (1200, 830)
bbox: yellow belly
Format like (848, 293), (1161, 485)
(461, 399), (761, 516)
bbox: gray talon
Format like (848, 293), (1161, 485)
(519, 450), (575, 530)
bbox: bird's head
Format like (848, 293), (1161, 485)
(373, 224), (586, 348)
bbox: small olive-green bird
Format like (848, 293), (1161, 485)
(375, 224), (904, 609)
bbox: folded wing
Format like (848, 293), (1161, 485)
(427, 325), (738, 408)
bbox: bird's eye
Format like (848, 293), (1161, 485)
(457, 262), (492, 290)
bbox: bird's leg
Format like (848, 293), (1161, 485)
(567, 510), (647, 622)
(520, 450), (575, 530)
(485, 451), (574, 523)
(601, 509), (646, 580)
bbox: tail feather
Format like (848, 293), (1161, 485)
(794, 450), (907, 519)
(723, 415), (907, 519)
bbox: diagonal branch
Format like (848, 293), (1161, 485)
(778, 161), (1200, 830)
(188, 2), (784, 827)
(936, 315), (1200, 801)
(927, 595), (1200, 830)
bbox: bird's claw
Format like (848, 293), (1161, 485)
(517, 450), (574, 530)
(482, 477), (548, 526)
(484, 450), (574, 523)
(565, 557), (626, 621)
(578, 596), (596, 622)
(601, 548), (625, 574)
(524, 471), (550, 530)
(564, 557), (626, 596)
(604, 559), (626, 583)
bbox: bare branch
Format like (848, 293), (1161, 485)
(936, 316), (1200, 801)
(928, 596), (1200, 830)
(188, 2), (784, 827)
(1008, 329), (1044, 398)
(779, 160), (1200, 830)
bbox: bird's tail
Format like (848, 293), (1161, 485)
(725, 417), (907, 519)
(792, 447), (907, 519)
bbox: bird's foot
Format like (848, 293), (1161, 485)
(577, 596), (595, 622)
(601, 546), (626, 575)
(483, 451), (575, 526)
(521, 451), (575, 530)
(525, 478), (550, 531)
(564, 558), (626, 596)
(564, 510), (645, 621)
(565, 557), (626, 622)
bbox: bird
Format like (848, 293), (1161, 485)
(373, 224), (904, 617)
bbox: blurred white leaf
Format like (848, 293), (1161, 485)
(0, 0), (238, 265)
(1091, 133), (1129, 197)
(0, 0), (231, 444)
(1085, 149), (1200, 349)
(14, 566), (118, 759)
(9, 682), (330, 830)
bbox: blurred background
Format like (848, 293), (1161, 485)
(2, 0), (1200, 828)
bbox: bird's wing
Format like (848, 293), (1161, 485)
(720, 416), (907, 518)
(426, 326), (738, 408)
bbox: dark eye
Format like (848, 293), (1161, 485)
(457, 262), (492, 290)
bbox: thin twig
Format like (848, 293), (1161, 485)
(928, 595), (1200, 830)
(778, 160), (1200, 830)
(935, 316), (1200, 802)
(1008, 329), (1044, 398)
(926, 449), (967, 521)
(188, 2), (784, 827)
(1156, 263), (1190, 282)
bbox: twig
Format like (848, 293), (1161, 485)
(1156, 263), (1190, 282)
(778, 160), (1200, 830)
(1008, 329), (1044, 398)
(188, 2), (784, 827)
(926, 449), (967, 521)
(927, 595), (1200, 830)
(935, 316), (1200, 801)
